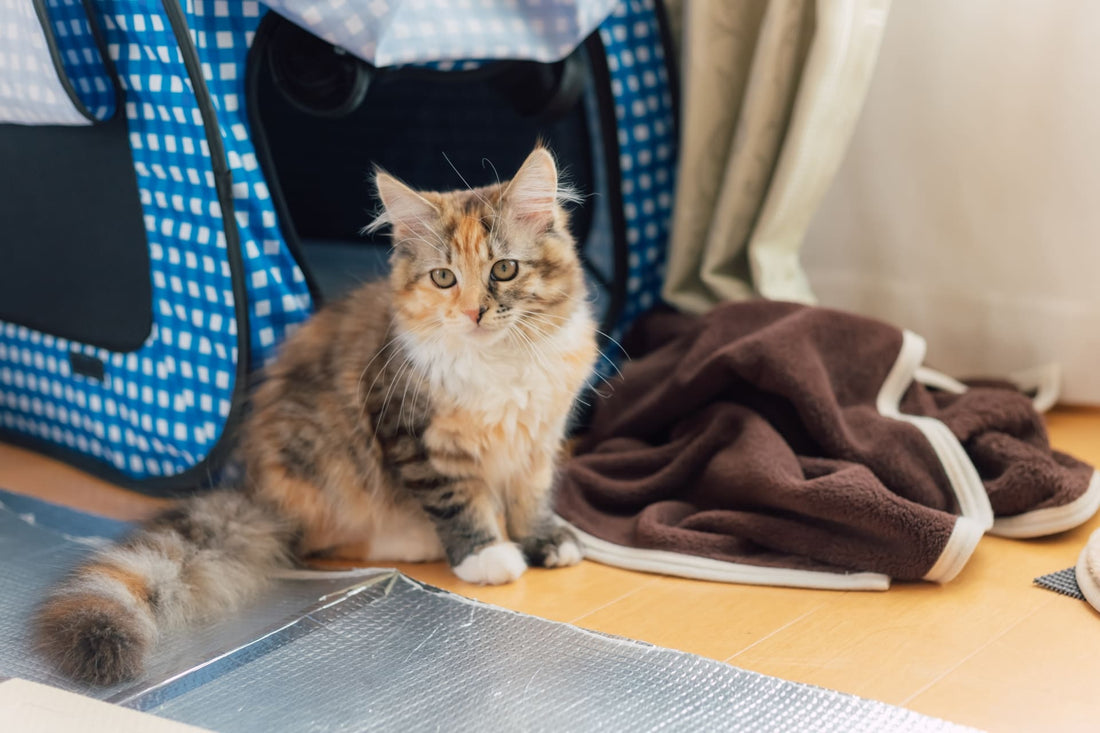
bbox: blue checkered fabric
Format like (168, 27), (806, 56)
(598, 0), (675, 337)
(0, 0), (311, 480)
(42, 0), (116, 121)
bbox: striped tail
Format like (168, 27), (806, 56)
(34, 490), (297, 686)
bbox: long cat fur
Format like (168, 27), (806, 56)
(35, 147), (598, 685)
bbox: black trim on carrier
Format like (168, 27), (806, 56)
(137, 0), (254, 496)
(244, 14), (323, 305)
(30, 0), (119, 123)
(581, 31), (629, 343)
(652, 0), (681, 133)
(69, 352), (106, 382)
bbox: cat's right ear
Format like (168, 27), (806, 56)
(366, 170), (439, 242)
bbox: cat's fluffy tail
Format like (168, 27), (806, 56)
(34, 490), (297, 686)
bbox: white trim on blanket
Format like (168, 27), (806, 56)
(992, 470), (1100, 539)
(913, 366), (967, 395)
(1007, 363), (1062, 414)
(877, 330), (995, 532)
(921, 516), (985, 583)
(1075, 527), (1100, 614)
(916, 362), (1063, 415)
(559, 521), (892, 591)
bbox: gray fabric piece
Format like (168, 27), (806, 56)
(0, 0), (94, 124)
(262, 0), (618, 67)
(1034, 567), (1085, 601)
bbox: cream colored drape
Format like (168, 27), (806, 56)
(662, 0), (891, 313)
(802, 0), (1100, 404)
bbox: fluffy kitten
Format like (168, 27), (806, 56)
(35, 147), (598, 685)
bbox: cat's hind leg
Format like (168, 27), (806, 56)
(364, 503), (446, 563)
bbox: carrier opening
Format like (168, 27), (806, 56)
(247, 13), (622, 332)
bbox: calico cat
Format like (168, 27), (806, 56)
(35, 147), (598, 685)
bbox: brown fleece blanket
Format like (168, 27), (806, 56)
(556, 301), (1097, 588)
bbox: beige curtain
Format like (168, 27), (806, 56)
(802, 0), (1100, 404)
(662, 0), (891, 313)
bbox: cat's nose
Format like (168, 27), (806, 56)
(463, 309), (481, 324)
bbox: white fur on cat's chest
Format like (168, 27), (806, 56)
(433, 350), (571, 456)
(403, 310), (595, 485)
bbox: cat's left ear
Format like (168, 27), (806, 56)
(370, 170), (439, 241)
(503, 147), (560, 231)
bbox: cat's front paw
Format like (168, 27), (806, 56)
(521, 526), (583, 568)
(452, 542), (527, 585)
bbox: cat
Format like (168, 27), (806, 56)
(35, 147), (599, 685)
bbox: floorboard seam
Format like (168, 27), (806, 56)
(898, 596), (1053, 707)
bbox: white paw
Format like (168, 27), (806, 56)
(544, 535), (583, 567)
(452, 542), (527, 585)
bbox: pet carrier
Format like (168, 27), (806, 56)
(0, 0), (677, 493)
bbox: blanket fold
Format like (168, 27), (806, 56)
(556, 301), (1098, 589)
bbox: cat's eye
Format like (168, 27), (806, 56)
(491, 259), (518, 282)
(430, 268), (456, 289)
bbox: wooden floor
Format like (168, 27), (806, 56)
(2, 407), (1099, 731)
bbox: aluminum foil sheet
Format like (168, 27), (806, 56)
(0, 492), (977, 731)
(0, 491), (386, 703)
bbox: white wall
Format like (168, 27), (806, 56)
(803, 0), (1100, 404)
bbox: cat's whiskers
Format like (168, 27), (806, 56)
(403, 236), (448, 259)
(402, 356), (434, 434)
(537, 283), (591, 306)
(507, 320), (553, 376)
(481, 157), (501, 187)
(515, 316), (594, 394)
(355, 319), (403, 410)
(380, 322), (448, 431)
(377, 349), (421, 432)
(511, 323), (594, 410)
(519, 312), (618, 398)
(443, 152), (507, 257)
(521, 309), (628, 357)
(546, 283), (600, 307)
(396, 360), (421, 435)
(522, 311), (627, 374)
(394, 320), (457, 428)
(400, 221), (450, 258)
(396, 328), (445, 434)
(358, 324), (430, 422)
(443, 151), (495, 212)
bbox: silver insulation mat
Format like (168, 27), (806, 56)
(0, 493), (977, 731)
(0, 492), (386, 703)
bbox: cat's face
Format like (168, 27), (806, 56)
(374, 148), (586, 348)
